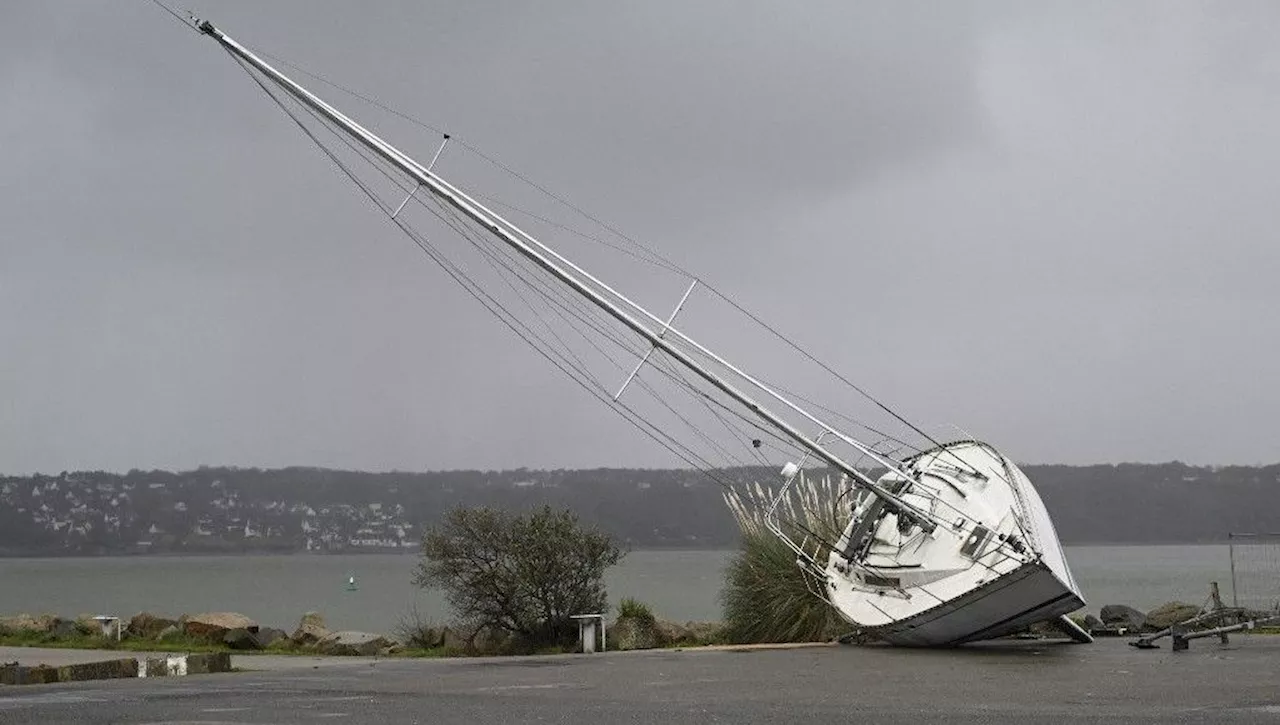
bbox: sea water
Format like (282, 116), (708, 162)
(0, 545), (1235, 632)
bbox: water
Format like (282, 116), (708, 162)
(0, 546), (1240, 633)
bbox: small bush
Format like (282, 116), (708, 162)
(617, 598), (656, 625)
(394, 604), (443, 650)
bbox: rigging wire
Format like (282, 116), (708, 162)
(223, 46), (1024, 561)
(237, 42), (973, 469)
(225, 52), (751, 496)
(144, 0), (198, 33)
(189, 16), (990, 487)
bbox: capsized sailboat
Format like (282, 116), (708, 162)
(186, 17), (1089, 646)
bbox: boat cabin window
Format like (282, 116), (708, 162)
(862, 573), (901, 588)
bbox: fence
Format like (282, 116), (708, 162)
(1228, 533), (1280, 613)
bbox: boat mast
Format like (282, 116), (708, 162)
(196, 20), (937, 532)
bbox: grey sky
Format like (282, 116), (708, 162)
(2, 1), (1277, 474)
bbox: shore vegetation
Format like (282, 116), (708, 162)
(413, 505), (625, 653)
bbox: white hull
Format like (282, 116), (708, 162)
(867, 561), (1083, 646)
(823, 440), (1088, 646)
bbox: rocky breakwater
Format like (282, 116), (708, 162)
(0, 609), (401, 657)
(609, 614), (723, 651)
(1080, 601), (1209, 636)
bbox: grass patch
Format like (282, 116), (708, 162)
(0, 630), (227, 653)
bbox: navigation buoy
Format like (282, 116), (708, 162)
(345, 575), (358, 591)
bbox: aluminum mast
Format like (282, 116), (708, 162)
(196, 19), (937, 531)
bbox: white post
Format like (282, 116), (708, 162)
(583, 619), (597, 654)
(572, 614), (604, 654)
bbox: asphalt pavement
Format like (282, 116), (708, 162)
(3, 637), (1280, 724)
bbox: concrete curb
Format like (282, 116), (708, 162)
(1, 652), (230, 686)
(140, 652), (231, 677)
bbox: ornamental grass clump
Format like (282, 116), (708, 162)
(719, 472), (849, 644)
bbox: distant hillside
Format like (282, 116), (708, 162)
(1, 462), (1276, 555)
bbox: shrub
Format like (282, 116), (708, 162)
(617, 598), (656, 625)
(414, 505), (625, 652)
(719, 473), (847, 644)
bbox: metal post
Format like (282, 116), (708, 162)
(1229, 533), (1239, 609)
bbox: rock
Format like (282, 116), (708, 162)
(684, 621), (722, 644)
(223, 627), (263, 650)
(1099, 604), (1147, 631)
(1146, 602), (1201, 630)
(257, 627), (288, 647)
(1083, 614), (1104, 632)
(48, 618), (79, 639)
(612, 616), (662, 651)
(655, 620), (691, 644)
(156, 624), (183, 643)
(127, 612), (178, 640)
(292, 611), (331, 646)
(183, 612), (257, 643)
(0, 613), (43, 633)
(316, 631), (396, 656)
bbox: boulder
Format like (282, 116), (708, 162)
(1099, 604), (1147, 631)
(183, 612), (257, 643)
(0, 613), (44, 633)
(654, 620), (691, 645)
(127, 612), (178, 640)
(1083, 614), (1104, 632)
(48, 618), (79, 639)
(611, 616), (662, 651)
(1146, 602), (1201, 631)
(657, 620), (721, 646)
(684, 621), (722, 644)
(316, 631), (396, 656)
(292, 611), (331, 646)
(257, 627), (288, 648)
(222, 627), (263, 650)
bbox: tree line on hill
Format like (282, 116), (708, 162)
(0, 461), (1276, 555)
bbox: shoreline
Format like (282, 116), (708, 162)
(0, 540), (1239, 563)
(0, 540), (1242, 559)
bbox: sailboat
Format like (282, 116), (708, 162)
(186, 17), (1090, 646)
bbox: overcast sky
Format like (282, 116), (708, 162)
(2, 1), (1278, 474)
